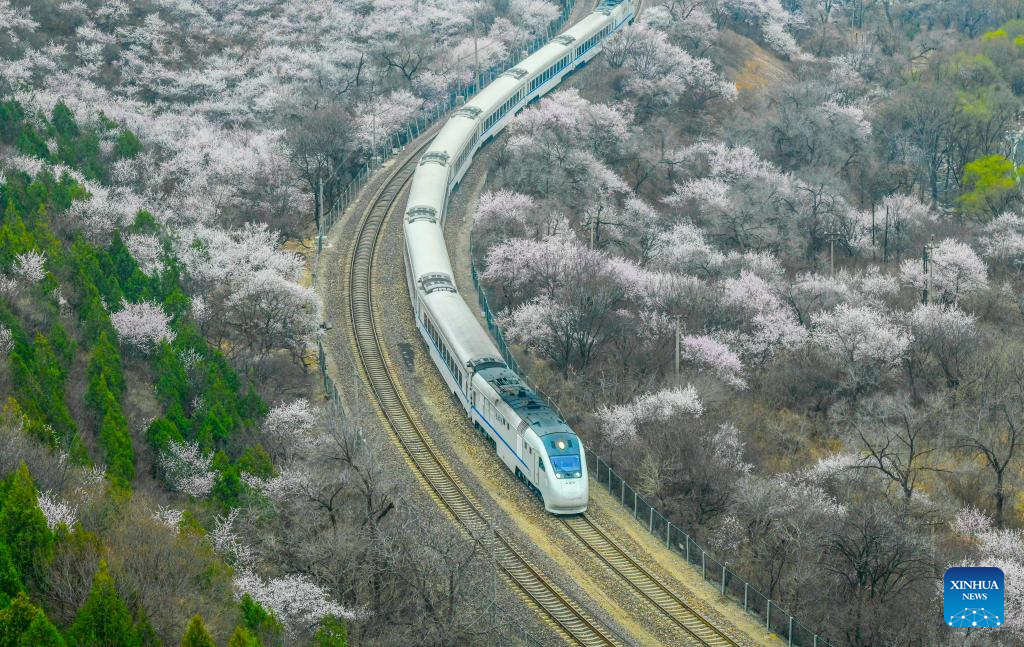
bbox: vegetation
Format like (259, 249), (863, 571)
(474, 2), (1024, 645)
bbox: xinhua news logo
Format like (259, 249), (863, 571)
(944, 566), (1004, 628)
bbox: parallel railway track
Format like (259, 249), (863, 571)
(344, 140), (743, 646)
(347, 144), (622, 646)
(342, 1), (742, 638)
(563, 516), (738, 646)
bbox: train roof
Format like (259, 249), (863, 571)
(423, 290), (504, 363)
(477, 365), (573, 436)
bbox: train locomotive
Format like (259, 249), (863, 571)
(402, 0), (635, 514)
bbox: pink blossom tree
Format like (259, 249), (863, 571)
(680, 334), (747, 388)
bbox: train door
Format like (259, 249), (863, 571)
(535, 453), (548, 495)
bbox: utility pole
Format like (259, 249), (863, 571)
(922, 238), (932, 305)
(825, 229), (839, 275)
(317, 176), (324, 232)
(870, 203), (876, 262)
(674, 316), (680, 382)
(473, 13), (480, 93)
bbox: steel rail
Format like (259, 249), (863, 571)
(346, 141), (622, 647)
(563, 516), (739, 646)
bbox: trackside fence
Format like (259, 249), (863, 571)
(469, 261), (834, 647)
(314, 0), (576, 258)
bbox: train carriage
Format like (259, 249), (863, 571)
(402, 0), (635, 514)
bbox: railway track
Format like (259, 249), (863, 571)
(345, 140), (744, 647)
(347, 143), (623, 647)
(563, 516), (738, 646)
(342, 6), (743, 644)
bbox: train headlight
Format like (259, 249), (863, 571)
(574, 472), (582, 478)
(555, 439), (567, 450)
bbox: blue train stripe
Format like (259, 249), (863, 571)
(473, 405), (529, 469)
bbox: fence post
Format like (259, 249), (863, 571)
(744, 583), (748, 611)
(701, 551), (705, 579)
(767, 600), (771, 629)
(633, 490), (637, 519)
(649, 506), (653, 532)
(685, 537), (690, 563)
(665, 521), (670, 548)
(621, 478), (625, 504)
(721, 565), (726, 595)
(788, 617), (793, 647)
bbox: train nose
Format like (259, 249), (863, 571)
(549, 479), (588, 513)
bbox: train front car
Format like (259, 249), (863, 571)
(475, 365), (588, 514)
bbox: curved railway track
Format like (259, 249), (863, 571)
(342, 2), (744, 638)
(344, 140), (744, 647)
(347, 144), (622, 647)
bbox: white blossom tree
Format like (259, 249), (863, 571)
(110, 299), (175, 353)
(157, 440), (215, 498)
(597, 385), (703, 445)
(36, 490), (78, 530)
(951, 508), (1024, 637)
(900, 238), (988, 305)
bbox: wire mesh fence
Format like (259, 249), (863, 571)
(588, 445), (833, 646)
(470, 263), (834, 647)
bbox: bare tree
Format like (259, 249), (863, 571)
(845, 393), (949, 500)
(956, 344), (1024, 527)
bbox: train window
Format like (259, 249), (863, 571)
(538, 459), (545, 472)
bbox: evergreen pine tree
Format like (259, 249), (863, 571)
(227, 626), (262, 647)
(68, 561), (141, 647)
(0, 464), (53, 583)
(0, 592), (64, 647)
(14, 613), (65, 647)
(51, 101), (80, 139)
(0, 543), (24, 607)
(96, 388), (134, 488)
(87, 331), (124, 405)
(179, 615), (215, 647)
(313, 617), (347, 647)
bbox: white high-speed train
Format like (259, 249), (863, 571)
(403, 0), (635, 514)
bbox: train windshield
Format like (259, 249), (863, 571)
(544, 434), (582, 479)
(551, 455), (581, 474)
